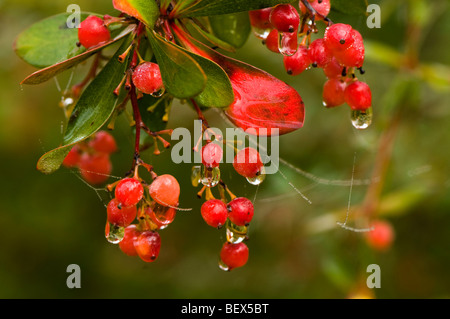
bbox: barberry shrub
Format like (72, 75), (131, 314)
(14, 0), (372, 270)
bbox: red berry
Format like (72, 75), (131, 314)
(132, 62), (164, 95)
(149, 174), (180, 207)
(88, 131), (118, 154)
(334, 29), (365, 68)
(147, 206), (177, 229)
(299, 0), (331, 19)
(323, 57), (344, 78)
(202, 143), (223, 168)
(248, 8), (273, 30)
(265, 29), (279, 53)
(283, 45), (311, 76)
(63, 145), (81, 168)
(135, 231), (161, 262)
(233, 147), (264, 179)
(106, 198), (137, 227)
(201, 199), (228, 228)
(324, 23), (354, 52)
(79, 153), (112, 185)
(228, 197), (254, 226)
(78, 15), (111, 49)
(323, 78), (346, 108)
(119, 224), (141, 256)
(365, 220), (395, 251)
(270, 4), (300, 33)
(220, 242), (249, 270)
(308, 38), (331, 68)
(115, 178), (144, 207)
(344, 81), (372, 110)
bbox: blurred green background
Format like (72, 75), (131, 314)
(1, 0), (449, 299)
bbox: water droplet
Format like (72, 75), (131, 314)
(201, 166), (220, 188)
(151, 87), (165, 98)
(218, 259), (230, 272)
(61, 97), (75, 108)
(246, 167), (266, 185)
(191, 165), (202, 187)
(150, 203), (176, 230)
(105, 222), (125, 244)
(278, 31), (298, 56)
(351, 107), (373, 130)
(252, 27), (271, 40)
(226, 220), (248, 244)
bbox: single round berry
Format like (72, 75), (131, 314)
(365, 220), (395, 251)
(220, 242), (249, 270)
(323, 78), (346, 108)
(344, 81), (372, 110)
(334, 29), (365, 68)
(324, 23), (354, 52)
(201, 199), (228, 228)
(106, 198), (137, 227)
(78, 15), (111, 49)
(149, 174), (180, 207)
(264, 29), (279, 53)
(132, 62), (164, 95)
(270, 4), (300, 33)
(283, 45), (311, 76)
(308, 38), (331, 68)
(248, 8), (273, 29)
(88, 131), (118, 154)
(233, 147), (264, 179)
(228, 197), (254, 227)
(135, 231), (161, 262)
(63, 145), (81, 168)
(79, 153), (112, 185)
(323, 57), (344, 78)
(119, 224), (141, 256)
(299, 0), (331, 19)
(202, 143), (223, 168)
(115, 178), (144, 207)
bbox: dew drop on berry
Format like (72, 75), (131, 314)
(246, 166), (266, 185)
(201, 166), (220, 188)
(351, 107), (373, 130)
(191, 166), (202, 187)
(105, 222), (125, 244)
(151, 203), (177, 230)
(218, 259), (230, 272)
(226, 220), (249, 244)
(278, 31), (298, 56)
(150, 87), (166, 98)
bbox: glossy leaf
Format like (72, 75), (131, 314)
(190, 22), (236, 52)
(209, 12), (251, 49)
(14, 12), (92, 68)
(178, 0), (296, 17)
(172, 27), (303, 136)
(113, 0), (159, 27)
(37, 35), (134, 174)
(331, 0), (368, 15)
(21, 25), (136, 85)
(147, 30), (206, 99)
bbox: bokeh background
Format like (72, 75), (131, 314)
(1, 0), (449, 299)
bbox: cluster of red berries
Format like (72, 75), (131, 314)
(63, 130), (118, 185)
(249, 1), (372, 117)
(193, 141), (265, 271)
(107, 173), (180, 262)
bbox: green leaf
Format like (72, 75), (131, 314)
(209, 12), (251, 49)
(37, 34), (134, 174)
(147, 30), (207, 99)
(178, 0), (296, 17)
(14, 12), (93, 68)
(21, 25), (136, 85)
(113, 0), (159, 28)
(190, 22), (236, 52)
(331, 0), (368, 16)
(138, 94), (172, 132)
